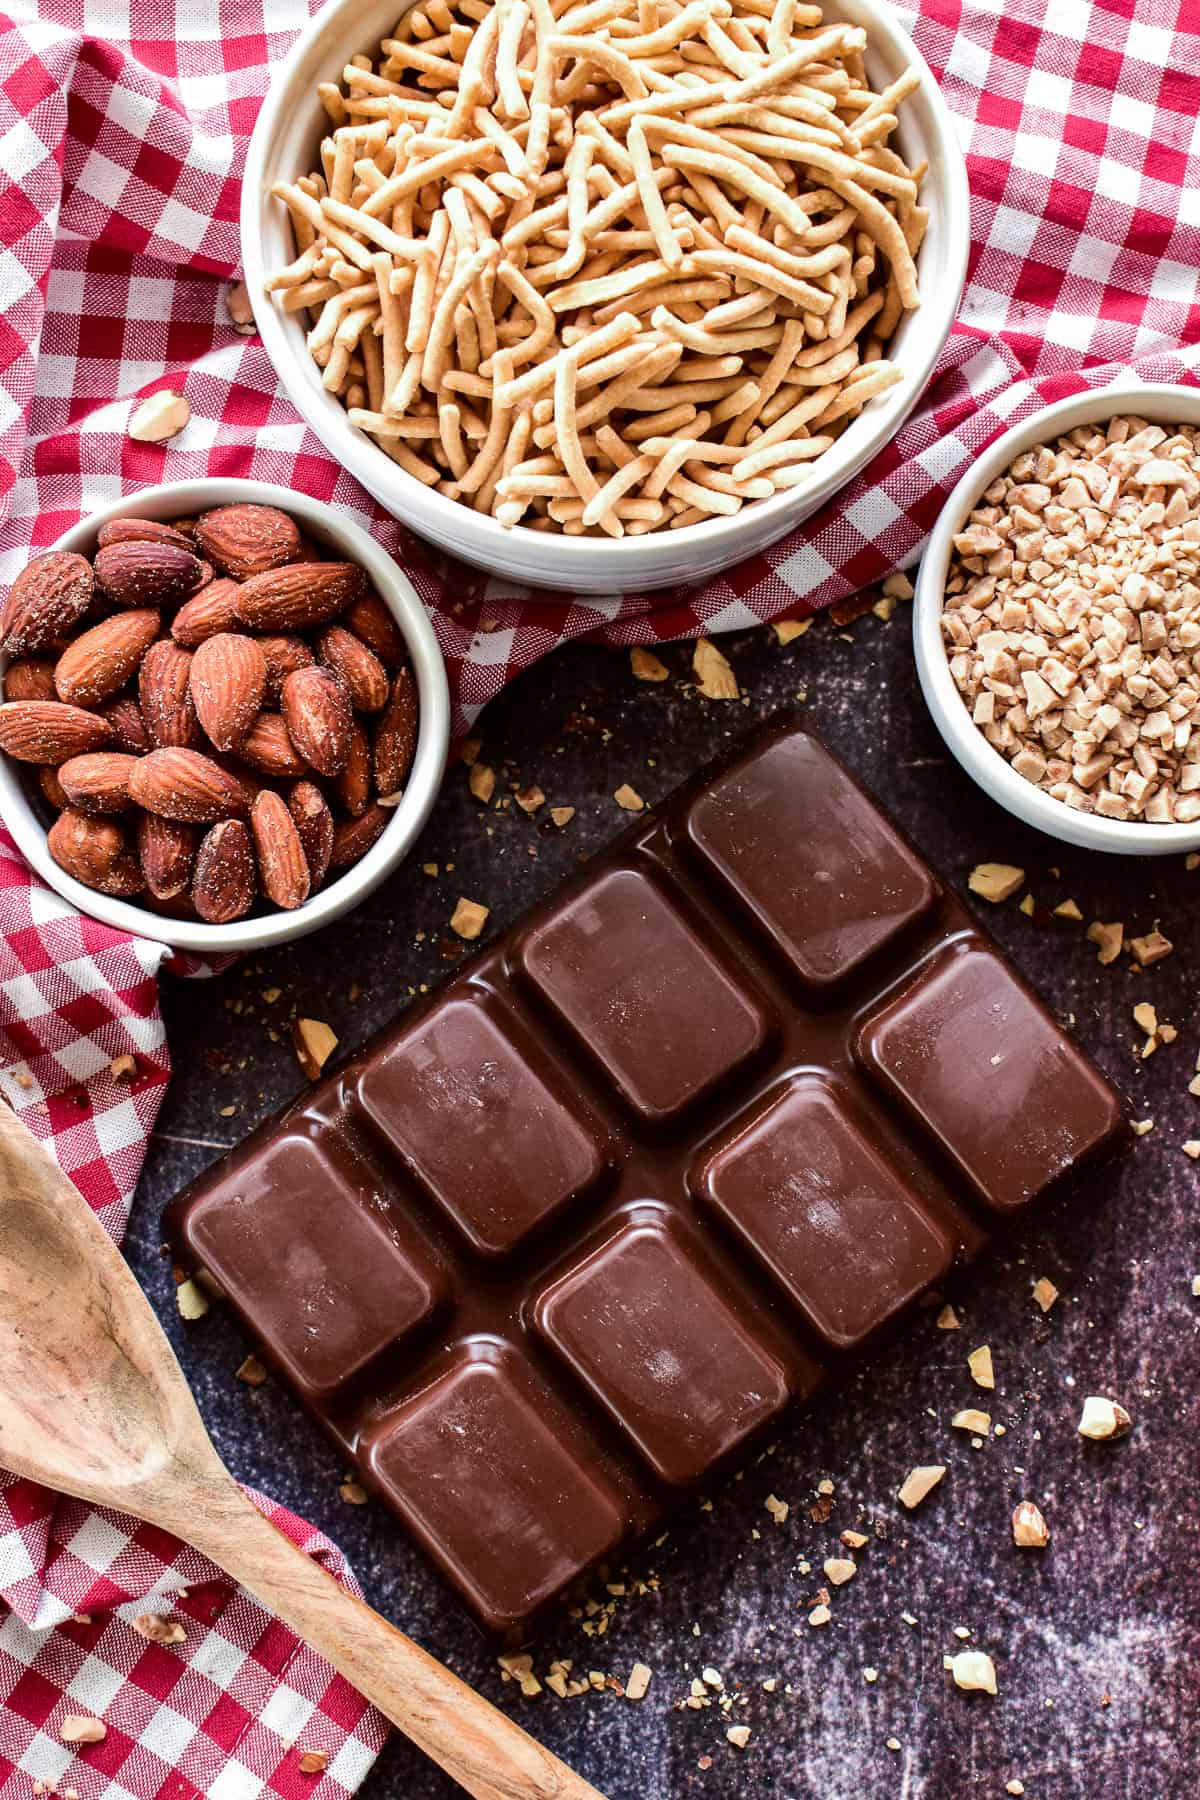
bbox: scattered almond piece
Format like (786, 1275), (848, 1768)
(772, 617), (810, 645)
(1012, 1501), (1050, 1548)
(131, 1613), (186, 1644)
(1133, 1001), (1158, 1036)
(1078, 1395), (1131, 1441)
(968, 863), (1024, 904)
(128, 389), (190, 443)
(764, 1494), (789, 1525)
(1018, 894), (1035, 916)
(1189, 854), (1200, 871)
(298, 1751), (328, 1775)
(236, 1354), (267, 1386)
(175, 1278), (209, 1321)
(498, 1652), (543, 1697)
(293, 1017), (337, 1081)
(1191, 1275), (1200, 1297)
(226, 281), (256, 334)
(898, 1465), (945, 1510)
(630, 647), (669, 683)
(1086, 920), (1124, 964)
(450, 897), (489, 940)
(841, 1529), (869, 1549)
(614, 783), (644, 812)
(1131, 1118), (1154, 1136)
(823, 1557), (856, 1587)
(882, 571), (915, 601)
(692, 637), (739, 700)
(339, 1478), (368, 1505)
(550, 806), (575, 828)
(1183, 1141), (1200, 1159)
(60, 1715), (106, 1745)
(515, 784), (545, 814)
(109, 1053), (137, 1082)
(469, 762), (496, 804)
(726, 1725), (751, 1750)
(1032, 1277), (1059, 1313)
(948, 1650), (997, 1695)
(1006, 1783), (1026, 1797)
(952, 1408), (991, 1435)
(625, 1663), (652, 1701)
(871, 594), (897, 622)
(1052, 898), (1083, 921)
(936, 1304), (961, 1330)
(863, 1667), (878, 1683)
(808, 1603), (831, 1627)
(701, 1666), (723, 1690)
(460, 737), (481, 767)
(967, 1344), (995, 1390)
(1129, 929), (1173, 967)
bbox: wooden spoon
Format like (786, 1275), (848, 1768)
(0, 1105), (606, 1800)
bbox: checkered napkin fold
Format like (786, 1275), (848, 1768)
(2, 0), (1200, 1792)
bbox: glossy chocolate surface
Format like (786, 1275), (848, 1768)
(166, 721), (1126, 1638)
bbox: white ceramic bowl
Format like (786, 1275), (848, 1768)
(0, 479), (451, 951)
(243, 0), (969, 595)
(914, 381), (1200, 856)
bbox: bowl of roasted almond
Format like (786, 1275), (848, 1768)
(0, 481), (450, 950)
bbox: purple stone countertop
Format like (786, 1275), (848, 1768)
(131, 598), (1199, 1800)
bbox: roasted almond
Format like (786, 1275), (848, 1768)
(317, 625), (389, 712)
(373, 666), (418, 799)
(189, 632), (266, 752)
(97, 517), (196, 553)
(235, 562), (365, 632)
(259, 634), (315, 705)
(1, 657), (57, 702)
(172, 578), (242, 647)
(336, 718), (371, 818)
(288, 780), (334, 890)
(237, 712), (308, 777)
(0, 700), (115, 764)
(139, 638), (198, 748)
(281, 665), (352, 776)
(196, 504), (302, 580)
(342, 590), (406, 668)
(128, 746), (250, 823)
(94, 541), (204, 609)
(38, 765), (69, 810)
(57, 751), (139, 814)
(329, 802), (389, 870)
(193, 818), (256, 923)
(98, 693), (152, 753)
(137, 812), (197, 900)
(54, 609), (159, 707)
(251, 790), (311, 910)
(1, 552), (94, 655)
(48, 809), (143, 896)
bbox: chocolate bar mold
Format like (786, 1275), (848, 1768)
(167, 722), (1125, 1639)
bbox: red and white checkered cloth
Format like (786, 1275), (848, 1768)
(2, 0), (1200, 1792)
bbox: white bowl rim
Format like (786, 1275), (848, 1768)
(240, 0), (970, 588)
(914, 380), (1200, 856)
(0, 478), (451, 952)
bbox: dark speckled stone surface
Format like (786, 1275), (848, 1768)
(134, 604), (1200, 1800)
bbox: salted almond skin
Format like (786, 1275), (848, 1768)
(97, 517), (196, 553)
(48, 809), (143, 896)
(58, 751), (139, 814)
(288, 780), (334, 889)
(259, 634), (315, 705)
(128, 746), (251, 824)
(0, 551), (94, 655)
(373, 666), (418, 797)
(342, 590), (406, 668)
(196, 504), (302, 580)
(235, 562), (365, 632)
(54, 609), (160, 707)
(251, 789), (311, 910)
(140, 638), (199, 748)
(99, 693), (152, 753)
(237, 712), (308, 778)
(329, 802), (389, 870)
(0, 700), (115, 764)
(2, 657), (58, 702)
(281, 665), (352, 776)
(336, 718), (371, 818)
(318, 625), (390, 712)
(137, 811), (197, 900)
(189, 632), (267, 752)
(94, 541), (204, 609)
(172, 578), (243, 648)
(193, 818), (256, 922)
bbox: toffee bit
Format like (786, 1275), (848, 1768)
(772, 618), (811, 645)
(550, 806), (576, 828)
(968, 863), (1024, 904)
(450, 896), (490, 940)
(613, 783), (645, 812)
(468, 762), (496, 804)
(293, 1017), (337, 1081)
(936, 1303), (961, 1330)
(1129, 929), (1172, 967)
(630, 647), (669, 683)
(1032, 1276), (1059, 1313)
(625, 1663), (652, 1701)
(1087, 920), (1124, 964)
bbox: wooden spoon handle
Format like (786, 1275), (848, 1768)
(188, 1478), (608, 1800)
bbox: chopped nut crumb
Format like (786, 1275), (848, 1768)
(469, 762), (496, 804)
(109, 1053), (137, 1082)
(948, 1650), (997, 1695)
(1183, 1141), (1200, 1159)
(968, 863), (1024, 904)
(968, 1345), (995, 1390)
(1087, 920), (1125, 964)
(226, 281), (256, 334)
(293, 1017), (337, 1081)
(1192, 1275), (1200, 1297)
(175, 1278), (209, 1322)
(298, 1751), (328, 1775)
(701, 1666), (723, 1689)
(872, 594), (897, 622)
(614, 783), (644, 811)
(764, 1494), (789, 1525)
(630, 647), (669, 682)
(936, 1303), (961, 1330)
(726, 1725), (751, 1750)
(1133, 1000), (1158, 1036)
(898, 1465), (946, 1510)
(131, 1613), (186, 1645)
(1006, 1783), (1026, 1797)
(1032, 1277), (1060, 1313)
(841, 1529), (869, 1549)
(128, 389), (190, 443)
(625, 1663), (652, 1701)
(692, 637), (739, 699)
(60, 1715), (106, 1745)
(816, 1478), (834, 1496)
(1012, 1500), (1050, 1548)
(808, 1603), (831, 1627)
(1129, 929), (1173, 966)
(1018, 894), (1035, 916)
(952, 1408), (991, 1435)
(515, 785), (545, 814)
(498, 1652), (543, 1697)
(1078, 1395), (1132, 1441)
(772, 617), (811, 645)
(823, 1557), (856, 1587)
(550, 806), (575, 828)
(1131, 1118), (1154, 1136)
(886, 1737), (901, 1752)
(236, 1354), (267, 1387)
(339, 1479), (368, 1505)
(450, 897), (489, 940)
(1053, 898), (1083, 921)
(883, 571), (915, 601)
(863, 1666), (879, 1683)
(460, 737), (481, 767)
